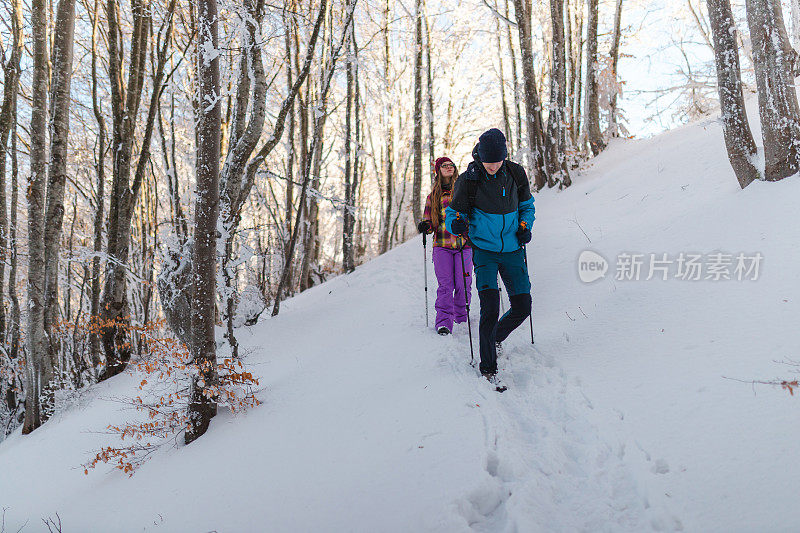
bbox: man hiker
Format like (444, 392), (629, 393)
(445, 128), (535, 380)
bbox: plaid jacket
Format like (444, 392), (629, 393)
(422, 189), (469, 249)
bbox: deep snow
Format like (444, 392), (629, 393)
(2, 103), (800, 532)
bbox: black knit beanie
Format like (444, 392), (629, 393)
(477, 128), (508, 163)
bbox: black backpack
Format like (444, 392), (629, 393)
(463, 161), (529, 210)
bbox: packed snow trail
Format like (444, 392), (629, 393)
(4, 103), (800, 530)
(0, 234), (667, 532)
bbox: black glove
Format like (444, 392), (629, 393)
(417, 220), (431, 234)
(516, 224), (531, 245)
(450, 217), (468, 236)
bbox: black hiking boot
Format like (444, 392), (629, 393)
(481, 369), (507, 392)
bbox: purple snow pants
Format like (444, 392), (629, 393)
(432, 246), (473, 331)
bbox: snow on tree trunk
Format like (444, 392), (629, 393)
(23, 0), (51, 434)
(585, 0), (606, 156)
(217, 0), (267, 359)
(745, 0), (800, 180)
(545, 0), (572, 188)
(185, 0), (221, 445)
(513, 0), (548, 190)
(708, 0), (760, 188)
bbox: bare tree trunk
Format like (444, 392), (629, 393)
(505, 0), (523, 154)
(159, 0), (322, 352)
(423, 0), (435, 176)
(218, 0), (267, 359)
(185, 0), (221, 445)
(352, 43), (363, 265)
(608, 0), (624, 137)
(272, 0), (357, 316)
(154, 84), (193, 348)
(412, 0), (423, 223)
(294, 22), (310, 296)
(570, 0), (584, 146)
(585, 0), (605, 155)
(340, 25), (363, 272)
(708, 0), (760, 188)
(7, 107), (21, 417)
(101, 0), (182, 380)
(299, 5), (335, 294)
(284, 6), (296, 286)
(89, 0), (106, 371)
(3, 0), (23, 417)
(302, 5), (336, 292)
(545, 0), (572, 187)
(299, 93), (327, 292)
(494, 5), (513, 149)
(380, 0), (394, 254)
(99, 0), (151, 380)
(513, 0), (548, 189)
(292, 53), (309, 295)
(157, 85), (188, 245)
(23, 0), (51, 434)
(43, 0), (78, 370)
(0, 0), (24, 343)
(745, 0), (800, 180)
(342, 25), (356, 273)
(238, 0), (328, 224)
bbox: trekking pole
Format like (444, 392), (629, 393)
(522, 244), (534, 344)
(458, 235), (475, 365)
(423, 232), (429, 327)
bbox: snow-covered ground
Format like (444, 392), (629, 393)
(3, 104), (800, 532)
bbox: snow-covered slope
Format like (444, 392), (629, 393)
(3, 106), (800, 532)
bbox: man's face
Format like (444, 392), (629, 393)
(482, 161), (503, 175)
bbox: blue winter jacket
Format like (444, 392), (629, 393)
(445, 147), (535, 253)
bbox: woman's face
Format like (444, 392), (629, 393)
(440, 161), (456, 180)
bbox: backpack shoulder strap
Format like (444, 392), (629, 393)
(466, 177), (478, 209)
(507, 161), (528, 191)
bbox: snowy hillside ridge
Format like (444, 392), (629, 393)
(2, 107), (800, 532)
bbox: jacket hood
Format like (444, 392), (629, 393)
(472, 143), (482, 163)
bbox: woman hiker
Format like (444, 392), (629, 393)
(417, 157), (473, 336)
(445, 128), (535, 380)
